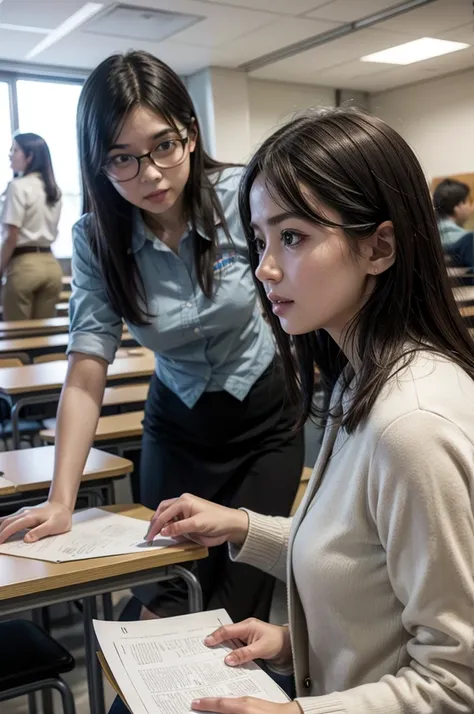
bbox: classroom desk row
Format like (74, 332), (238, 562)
(0, 354), (154, 449)
(0, 503), (207, 714)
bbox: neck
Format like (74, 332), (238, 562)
(142, 195), (188, 251)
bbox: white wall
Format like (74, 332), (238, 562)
(248, 79), (334, 153)
(186, 69), (335, 163)
(370, 69), (474, 182)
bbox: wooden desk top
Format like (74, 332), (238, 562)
(102, 383), (149, 408)
(40, 411), (145, 444)
(0, 504), (207, 602)
(0, 331), (135, 356)
(0, 317), (69, 337)
(0, 353), (154, 395)
(0, 447), (132, 494)
(453, 286), (474, 303)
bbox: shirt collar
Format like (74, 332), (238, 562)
(131, 208), (220, 254)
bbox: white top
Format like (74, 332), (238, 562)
(232, 349), (474, 714)
(2, 172), (61, 247)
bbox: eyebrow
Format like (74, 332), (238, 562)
(109, 128), (178, 151)
(250, 211), (301, 229)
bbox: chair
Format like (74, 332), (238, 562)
(0, 357), (25, 368)
(0, 619), (76, 714)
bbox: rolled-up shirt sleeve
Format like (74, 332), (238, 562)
(67, 215), (122, 363)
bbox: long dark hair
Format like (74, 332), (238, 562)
(239, 107), (474, 432)
(14, 132), (60, 206)
(77, 50), (234, 325)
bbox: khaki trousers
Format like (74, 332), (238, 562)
(2, 251), (63, 321)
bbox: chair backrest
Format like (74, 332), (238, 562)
(0, 357), (24, 368)
(33, 353), (68, 364)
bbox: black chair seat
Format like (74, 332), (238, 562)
(0, 619), (75, 691)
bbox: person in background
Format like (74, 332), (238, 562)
(0, 51), (304, 626)
(147, 108), (474, 714)
(0, 132), (63, 320)
(433, 177), (474, 269)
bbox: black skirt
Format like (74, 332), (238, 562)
(137, 359), (304, 622)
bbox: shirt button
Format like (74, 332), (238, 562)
(303, 677), (311, 689)
(186, 302), (192, 308)
(194, 327), (200, 334)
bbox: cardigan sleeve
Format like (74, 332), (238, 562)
(296, 409), (474, 714)
(228, 510), (292, 583)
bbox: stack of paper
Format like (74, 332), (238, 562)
(0, 508), (174, 562)
(94, 609), (290, 714)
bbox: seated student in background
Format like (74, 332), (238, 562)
(433, 177), (474, 268)
(148, 108), (474, 714)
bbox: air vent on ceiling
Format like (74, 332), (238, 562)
(82, 4), (204, 43)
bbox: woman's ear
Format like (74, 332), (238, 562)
(188, 118), (198, 153)
(366, 221), (396, 276)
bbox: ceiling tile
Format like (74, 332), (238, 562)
(249, 27), (414, 82)
(28, 30), (234, 74)
(0, 0), (87, 29)
(375, 0), (472, 35)
(198, 0), (328, 15)
(0, 27), (43, 58)
(305, 0), (412, 23)
(216, 16), (342, 64)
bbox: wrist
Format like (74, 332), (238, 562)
(228, 509), (249, 547)
(271, 626), (292, 668)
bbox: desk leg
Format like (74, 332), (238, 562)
(167, 565), (203, 613)
(83, 596), (106, 714)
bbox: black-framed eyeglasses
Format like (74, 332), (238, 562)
(103, 135), (189, 183)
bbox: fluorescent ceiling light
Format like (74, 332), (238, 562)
(26, 2), (103, 59)
(361, 37), (470, 65)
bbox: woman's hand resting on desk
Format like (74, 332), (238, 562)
(146, 493), (249, 548)
(0, 501), (72, 544)
(205, 619), (292, 669)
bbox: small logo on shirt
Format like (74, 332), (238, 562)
(213, 250), (236, 273)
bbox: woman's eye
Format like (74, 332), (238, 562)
(156, 140), (177, 153)
(254, 237), (265, 255)
(282, 230), (303, 247)
(111, 154), (133, 166)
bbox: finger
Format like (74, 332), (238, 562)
(146, 500), (190, 541)
(192, 697), (254, 714)
(25, 520), (60, 543)
(0, 512), (25, 529)
(0, 514), (39, 544)
(159, 515), (205, 539)
(224, 644), (263, 666)
(154, 497), (179, 519)
(204, 622), (251, 647)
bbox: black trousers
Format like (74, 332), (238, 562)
(136, 360), (304, 623)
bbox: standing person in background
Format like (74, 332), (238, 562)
(0, 51), (304, 626)
(1, 132), (63, 320)
(433, 177), (474, 269)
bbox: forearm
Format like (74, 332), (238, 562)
(0, 227), (18, 274)
(49, 353), (107, 509)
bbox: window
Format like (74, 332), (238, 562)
(0, 82), (12, 199)
(17, 80), (83, 258)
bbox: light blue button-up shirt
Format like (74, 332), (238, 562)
(67, 167), (275, 408)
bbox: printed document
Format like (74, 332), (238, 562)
(94, 609), (290, 714)
(0, 508), (174, 562)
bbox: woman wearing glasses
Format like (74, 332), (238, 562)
(0, 51), (304, 623)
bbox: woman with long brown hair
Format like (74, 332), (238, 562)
(146, 107), (474, 714)
(1, 132), (62, 319)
